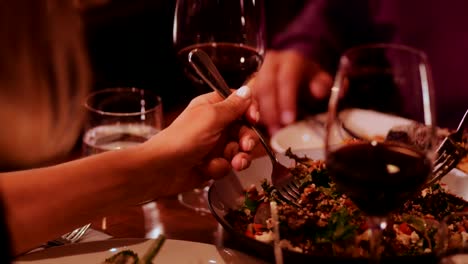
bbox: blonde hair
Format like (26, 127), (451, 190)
(0, 0), (91, 170)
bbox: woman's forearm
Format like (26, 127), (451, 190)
(0, 145), (161, 255)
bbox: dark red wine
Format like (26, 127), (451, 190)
(178, 42), (263, 90)
(326, 142), (431, 216)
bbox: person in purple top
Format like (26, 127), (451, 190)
(254, 0), (468, 134)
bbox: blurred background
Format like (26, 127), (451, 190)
(82, 0), (307, 112)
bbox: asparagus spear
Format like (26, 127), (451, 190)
(138, 234), (166, 264)
(102, 235), (166, 264)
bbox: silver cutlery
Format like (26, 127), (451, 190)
(187, 48), (301, 206)
(44, 223), (91, 248)
(426, 108), (468, 186)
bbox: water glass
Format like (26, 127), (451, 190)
(83, 87), (163, 154)
(82, 87), (164, 238)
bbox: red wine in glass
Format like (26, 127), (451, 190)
(326, 142), (432, 216)
(178, 42), (263, 90)
(325, 43), (437, 263)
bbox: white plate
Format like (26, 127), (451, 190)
(270, 109), (418, 153)
(270, 113), (345, 153)
(270, 119), (325, 153)
(339, 108), (413, 140)
(14, 238), (263, 264)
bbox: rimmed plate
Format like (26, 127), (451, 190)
(13, 238), (261, 264)
(270, 109), (414, 154)
(339, 108), (413, 140)
(270, 119), (326, 153)
(270, 113), (344, 153)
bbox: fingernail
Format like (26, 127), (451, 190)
(236, 85), (251, 98)
(240, 158), (248, 170)
(245, 138), (255, 151)
(281, 111), (295, 125)
(251, 110), (260, 123)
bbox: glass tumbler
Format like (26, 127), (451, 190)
(83, 87), (164, 238)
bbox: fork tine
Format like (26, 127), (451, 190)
(46, 223), (91, 247)
(281, 184), (301, 200)
(291, 179), (302, 189)
(435, 138), (455, 161)
(277, 188), (301, 207)
(63, 227), (81, 240)
(434, 151), (447, 165)
(428, 141), (466, 185)
(286, 182), (301, 197)
(277, 188), (296, 201)
(68, 224), (90, 243)
(433, 156), (458, 179)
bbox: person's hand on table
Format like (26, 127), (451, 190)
(137, 86), (260, 198)
(252, 49), (333, 135)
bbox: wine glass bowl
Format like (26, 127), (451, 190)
(173, 0), (266, 213)
(324, 43), (437, 261)
(173, 0), (265, 90)
(178, 43), (263, 89)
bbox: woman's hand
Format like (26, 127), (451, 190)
(138, 86), (259, 198)
(252, 50), (333, 135)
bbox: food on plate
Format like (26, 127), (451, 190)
(102, 235), (166, 264)
(456, 132), (468, 173)
(102, 250), (139, 264)
(224, 149), (468, 258)
(458, 156), (468, 173)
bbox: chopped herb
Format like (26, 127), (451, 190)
(243, 192), (259, 212)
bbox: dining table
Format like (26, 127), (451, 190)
(89, 196), (219, 244)
(13, 101), (468, 264)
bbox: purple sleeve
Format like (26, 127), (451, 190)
(271, 0), (329, 59)
(271, 0), (389, 73)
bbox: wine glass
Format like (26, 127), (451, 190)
(173, 0), (266, 214)
(82, 87), (164, 238)
(324, 43), (437, 262)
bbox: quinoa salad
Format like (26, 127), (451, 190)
(224, 149), (468, 258)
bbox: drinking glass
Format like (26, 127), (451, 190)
(173, 0), (266, 213)
(82, 87), (164, 237)
(324, 43), (438, 262)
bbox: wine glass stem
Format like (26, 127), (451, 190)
(368, 216), (387, 263)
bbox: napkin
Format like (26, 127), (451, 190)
(26, 227), (113, 254)
(79, 227), (113, 243)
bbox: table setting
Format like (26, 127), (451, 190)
(209, 43), (468, 264)
(11, 3), (468, 264)
(14, 36), (468, 264)
(11, 90), (468, 263)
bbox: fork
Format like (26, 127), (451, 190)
(44, 223), (91, 248)
(187, 48), (301, 206)
(425, 109), (468, 187)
